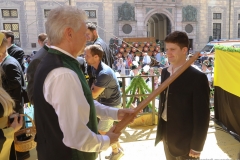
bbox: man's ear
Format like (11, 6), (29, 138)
(65, 28), (73, 41)
(93, 30), (97, 36)
(182, 47), (188, 54)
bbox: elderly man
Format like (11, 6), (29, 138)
(33, 6), (133, 160)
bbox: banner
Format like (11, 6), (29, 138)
(214, 46), (240, 97)
(214, 45), (240, 136)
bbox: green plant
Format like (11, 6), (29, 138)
(125, 76), (153, 109)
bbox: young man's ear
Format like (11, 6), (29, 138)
(93, 30), (97, 36)
(182, 47), (188, 54)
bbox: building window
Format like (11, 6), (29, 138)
(238, 23), (240, 38)
(1, 9), (18, 18)
(3, 23), (20, 42)
(44, 9), (51, 18)
(213, 13), (222, 19)
(213, 23), (221, 39)
(85, 10), (96, 18)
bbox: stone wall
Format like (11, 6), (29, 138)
(0, 0), (240, 53)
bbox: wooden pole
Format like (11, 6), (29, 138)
(114, 52), (200, 133)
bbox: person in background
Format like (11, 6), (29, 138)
(0, 32), (25, 160)
(86, 23), (114, 87)
(155, 31), (210, 160)
(155, 51), (161, 63)
(160, 52), (166, 67)
(187, 54), (201, 71)
(200, 52), (208, 64)
(27, 35), (49, 104)
(38, 33), (48, 47)
(116, 58), (126, 77)
(1, 30), (25, 72)
(85, 44), (124, 160)
(202, 60), (213, 88)
(142, 52), (151, 66)
(0, 66), (23, 160)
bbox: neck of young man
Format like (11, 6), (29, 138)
(93, 35), (99, 42)
(171, 59), (186, 71)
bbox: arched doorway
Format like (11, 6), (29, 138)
(147, 13), (172, 51)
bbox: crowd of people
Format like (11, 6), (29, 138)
(0, 5), (216, 160)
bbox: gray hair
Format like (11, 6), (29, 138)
(45, 6), (87, 45)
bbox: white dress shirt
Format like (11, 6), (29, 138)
(161, 65), (182, 121)
(43, 47), (119, 152)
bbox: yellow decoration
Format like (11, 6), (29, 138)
(214, 49), (240, 97)
(0, 32), (5, 45)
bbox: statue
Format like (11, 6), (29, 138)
(118, 2), (135, 21)
(182, 5), (197, 22)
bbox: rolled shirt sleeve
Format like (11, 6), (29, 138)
(43, 68), (110, 152)
(94, 100), (118, 120)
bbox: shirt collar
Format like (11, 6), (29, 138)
(167, 64), (182, 75)
(50, 46), (76, 59)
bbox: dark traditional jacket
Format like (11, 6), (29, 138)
(27, 45), (49, 104)
(1, 55), (25, 113)
(7, 44), (25, 72)
(155, 66), (210, 157)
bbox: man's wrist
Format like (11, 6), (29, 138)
(191, 149), (201, 153)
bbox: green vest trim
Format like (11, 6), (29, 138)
(48, 48), (98, 160)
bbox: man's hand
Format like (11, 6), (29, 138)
(117, 108), (135, 121)
(189, 149), (201, 158)
(105, 126), (121, 145)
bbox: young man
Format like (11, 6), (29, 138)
(85, 44), (124, 160)
(155, 31), (210, 160)
(33, 6), (133, 160)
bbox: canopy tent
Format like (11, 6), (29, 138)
(214, 45), (240, 137)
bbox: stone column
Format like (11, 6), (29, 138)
(103, 0), (113, 44)
(24, 0), (38, 54)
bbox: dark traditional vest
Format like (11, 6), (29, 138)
(33, 49), (98, 160)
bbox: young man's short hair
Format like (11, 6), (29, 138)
(165, 31), (189, 49)
(86, 23), (97, 31)
(85, 44), (103, 60)
(0, 30), (14, 44)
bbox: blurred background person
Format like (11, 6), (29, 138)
(1, 30), (25, 72)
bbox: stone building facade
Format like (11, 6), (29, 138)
(0, 0), (240, 54)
